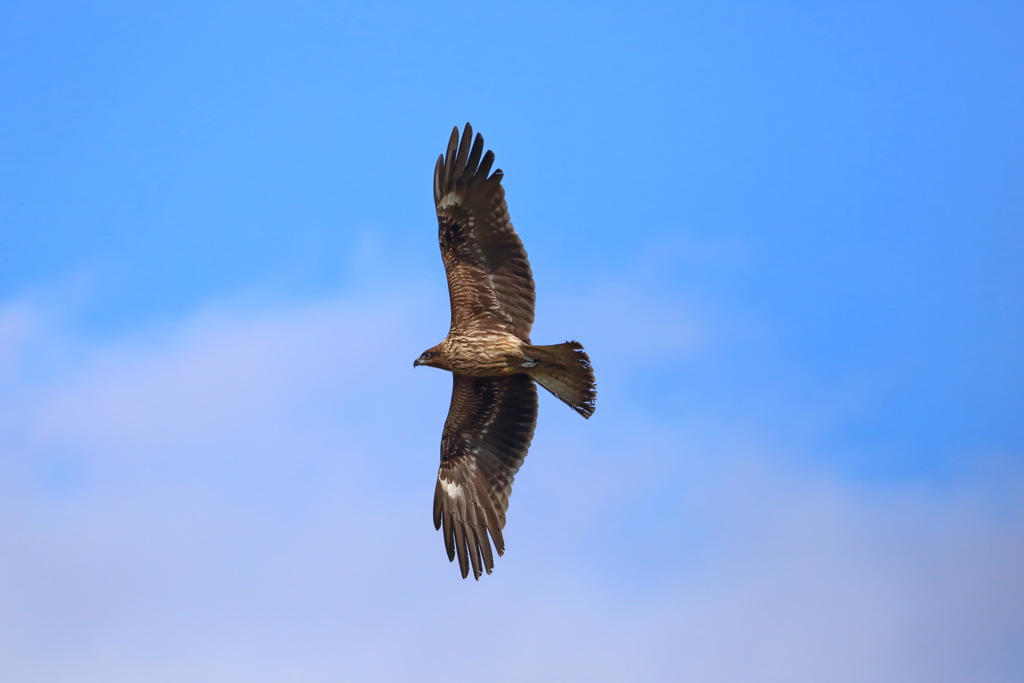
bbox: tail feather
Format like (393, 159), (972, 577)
(523, 342), (596, 418)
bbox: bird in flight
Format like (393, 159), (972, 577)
(414, 123), (597, 579)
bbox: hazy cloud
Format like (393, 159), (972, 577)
(1, 288), (1021, 682)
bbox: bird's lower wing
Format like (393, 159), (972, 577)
(433, 374), (538, 579)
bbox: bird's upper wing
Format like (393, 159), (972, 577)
(433, 373), (538, 579)
(434, 123), (535, 341)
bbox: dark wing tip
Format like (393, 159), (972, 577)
(433, 154), (445, 205)
(435, 124), (505, 208)
(433, 474), (501, 581)
(475, 150), (496, 181)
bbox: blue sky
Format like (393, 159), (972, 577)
(2, 2), (1023, 680)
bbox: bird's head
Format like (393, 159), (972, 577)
(413, 348), (442, 368)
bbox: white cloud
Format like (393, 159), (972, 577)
(0, 286), (1021, 682)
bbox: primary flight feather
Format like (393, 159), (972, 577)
(414, 124), (597, 579)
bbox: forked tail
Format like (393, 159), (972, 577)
(523, 341), (597, 418)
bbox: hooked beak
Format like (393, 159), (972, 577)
(413, 358), (423, 368)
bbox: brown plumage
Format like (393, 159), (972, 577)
(414, 123), (597, 579)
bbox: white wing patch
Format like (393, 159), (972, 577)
(439, 190), (461, 209)
(440, 477), (463, 500)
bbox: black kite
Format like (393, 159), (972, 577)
(414, 123), (597, 579)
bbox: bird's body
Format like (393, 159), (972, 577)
(418, 330), (527, 376)
(415, 123), (596, 580)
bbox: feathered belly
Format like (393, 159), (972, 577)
(443, 332), (525, 376)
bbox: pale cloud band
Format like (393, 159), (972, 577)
(1, 288), (1021, 682)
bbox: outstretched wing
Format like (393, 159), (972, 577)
(433, 373), (538, 579)
(434, 123), (535, 341)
